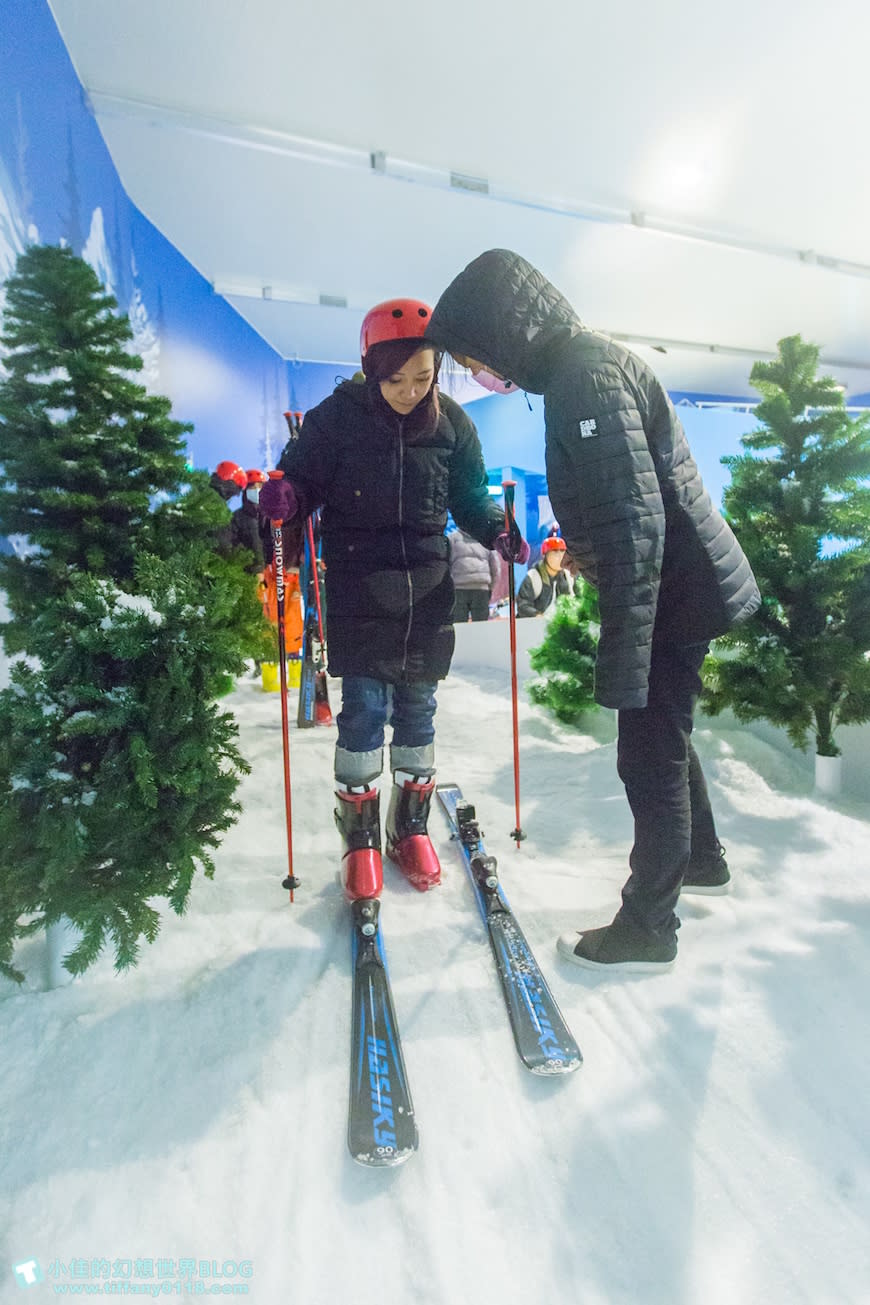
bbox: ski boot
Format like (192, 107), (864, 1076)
(385, 772), (441, 892)
(334, 786), (383, 902)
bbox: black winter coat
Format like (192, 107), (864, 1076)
(277, 378), (504, 682)
(231, 500), (267, 571)
(427, 249), (761, 710)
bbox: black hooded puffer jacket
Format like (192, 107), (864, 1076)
(277, 377), (504, 683)
(427, 249), (760, 710)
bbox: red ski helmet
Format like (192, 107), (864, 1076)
(360, 298), (433, 358)
(245, 469), (268, 486)
(215, 460), (248, 489)
(541, 535), (567, 555)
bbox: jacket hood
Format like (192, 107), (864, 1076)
(425, 249), (583, 394)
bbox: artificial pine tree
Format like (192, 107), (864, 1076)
(527, 581), (601, 724)
(0, 560), (249, 980)
(702, 334), (870, 757)
(0, 244), (191, 647)
(150, 473), (276, 680)
(0, 244), (256, 982)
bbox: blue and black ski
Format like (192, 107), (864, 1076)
(348, 898), (418, 1167)
(437, 783), (582, 1076)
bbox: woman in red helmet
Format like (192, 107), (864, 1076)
(259, 298), (528, 902)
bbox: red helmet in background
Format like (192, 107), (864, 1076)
(541, 535), (567, 555)
(215, 460), (248, 489)
(360, 298), (432, 358)
(245, 469), (268, 486)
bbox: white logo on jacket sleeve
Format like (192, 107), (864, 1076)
(579, 418), (598, 438)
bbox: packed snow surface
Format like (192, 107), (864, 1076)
(2, 623), (869, 1304)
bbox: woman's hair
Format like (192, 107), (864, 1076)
(362, 338), (443, 436)
(361, 336), (440, 382)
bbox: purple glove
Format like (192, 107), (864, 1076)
(259, 475), (299, 523)
(494, 530), (531, 565)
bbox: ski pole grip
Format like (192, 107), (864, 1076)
(268, 469), (285, 528)
(502, 480), (522, 551)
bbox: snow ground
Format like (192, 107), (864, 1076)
(2, 634), (869, 1304)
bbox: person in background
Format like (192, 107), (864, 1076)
(231, 469), (268, 571)
(448, 527), (500, 621)
(426, 248), (759, 973)
(209, 460), (247, 553)
(209, 460), (247, 503)
(516, 534), (572, 618)
(258, 297), (528, 902)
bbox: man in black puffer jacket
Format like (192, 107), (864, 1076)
(427, 249), (760, 972)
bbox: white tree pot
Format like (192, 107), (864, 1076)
(814, 752), (843, 797)
(45, 918), (81, 989)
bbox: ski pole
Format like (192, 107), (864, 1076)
(268, 470), (301, 901)
(502, 480), (527, 847)
(283, 410), (302, 439)
(306, 515), (327, 649)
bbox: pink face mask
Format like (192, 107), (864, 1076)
(472, 369), (518, 395)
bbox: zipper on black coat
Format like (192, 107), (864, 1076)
(396, 418), (414, 676)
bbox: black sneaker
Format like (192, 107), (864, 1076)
(681, 842), (730, 896)
(556, 914), (677, 972)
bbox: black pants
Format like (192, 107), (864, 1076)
(452, 589), (490, 622)
(615, 641), (717, 939)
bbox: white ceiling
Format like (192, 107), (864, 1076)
(48, 0), (870, 399)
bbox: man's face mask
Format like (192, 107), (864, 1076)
(472, 369), (518, 396)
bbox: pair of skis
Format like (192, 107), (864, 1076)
(347, 783), (582, 1167)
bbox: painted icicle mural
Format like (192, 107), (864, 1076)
(0, 0), (288, 475)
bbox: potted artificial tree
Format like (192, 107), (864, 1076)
(702, 335), (870, 795)
(0, 245), (256, 984)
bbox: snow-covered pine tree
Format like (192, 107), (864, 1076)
(702, 334), (870, 757)
(527, 581), (601, 724)
(0, 244), (257, 982)
(0, 558), (249, 981)
(0, 244), (188, 650)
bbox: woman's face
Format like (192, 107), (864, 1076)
(379, 347), (436, 414)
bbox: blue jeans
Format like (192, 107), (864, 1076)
(335, 676), (437, 785)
